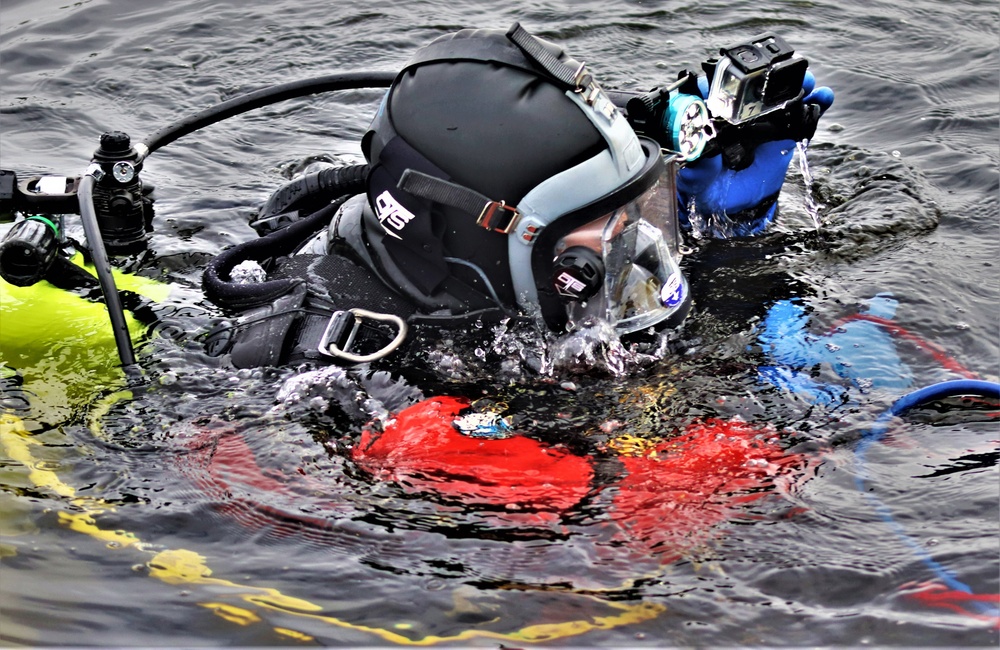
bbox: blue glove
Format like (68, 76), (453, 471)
(677, 72), (834, 237)
(756, 294), (914, 403)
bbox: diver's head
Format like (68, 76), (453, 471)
(360, 23), (690, 336)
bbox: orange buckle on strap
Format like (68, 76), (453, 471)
(477, 200), (521, 234)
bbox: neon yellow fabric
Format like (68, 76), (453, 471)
(1, 255), (170, 413)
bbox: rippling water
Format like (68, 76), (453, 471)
(1, 0), (998, 646)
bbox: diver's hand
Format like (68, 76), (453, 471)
(677, 73), (834, 237)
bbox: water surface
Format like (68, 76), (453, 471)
(1, 0), (997, 646)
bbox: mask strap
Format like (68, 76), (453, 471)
(398, 170), (521, 235)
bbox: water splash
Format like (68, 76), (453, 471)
(485, 317), (670, 379)
(685, 175), (741, 241)
(272, 365), (423, 426)
(796, 140), (823, 230)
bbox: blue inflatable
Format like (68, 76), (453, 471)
(757, 294), (916, 405)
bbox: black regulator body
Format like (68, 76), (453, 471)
(0, 131), (153, 286)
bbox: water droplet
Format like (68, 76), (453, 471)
(955, 321), (970, 330)
(600, 420), (623, 433)
(891, 150), (901, 158)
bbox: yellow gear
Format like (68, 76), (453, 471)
(1, 254), (170, 418)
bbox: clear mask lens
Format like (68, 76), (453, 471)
(559, 164), (687, 334)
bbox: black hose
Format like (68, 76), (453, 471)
(78, 173), (140, 377)
(141, 71), (397, 156)
(253, 164), (372, 234)
(203, 164), (368, 311)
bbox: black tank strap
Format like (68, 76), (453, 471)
(272, 254), (417, 317)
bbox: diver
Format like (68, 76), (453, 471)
(188, 25), (834, 370)
(0, 24), (839, 486)
(0, 25), (833, 372)
(0, 23), (838, 468)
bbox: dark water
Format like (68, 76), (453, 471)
(1, 0), (998, 646)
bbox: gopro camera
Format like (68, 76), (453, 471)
(706, 34), (808, 125)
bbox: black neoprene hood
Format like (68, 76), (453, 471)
(361, 28), (609, 309)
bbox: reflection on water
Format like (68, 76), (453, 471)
(1, 0), (998, 645)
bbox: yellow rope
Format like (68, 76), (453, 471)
(1, 411), (666, 644)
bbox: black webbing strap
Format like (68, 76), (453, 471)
(397, 169), (520, 234)
(206, 300), (404, 368)
(505, 22), (591, 91)
(295, 306), (407, 365)
(204, 254), (417, 368)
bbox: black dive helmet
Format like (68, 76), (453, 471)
(355, 23), (690, 334)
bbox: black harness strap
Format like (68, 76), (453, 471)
(203, 253), (418, 368)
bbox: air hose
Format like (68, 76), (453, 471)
(140, 71), (396, 157)
(202, 164), (368, 311)
(252, 163), (370, 234)
(77, 172), (140, 378)
(855, 379), (1000, 615)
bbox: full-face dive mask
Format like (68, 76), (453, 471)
(551, 154), (688, 334)
(359, 23), (691, 335)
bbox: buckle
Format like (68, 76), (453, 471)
(477, 200), (521, 234)
(571, 61), (593, 90)
(318, 308), (408, 364)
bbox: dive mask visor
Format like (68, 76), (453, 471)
(554, 163), (688, 335)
